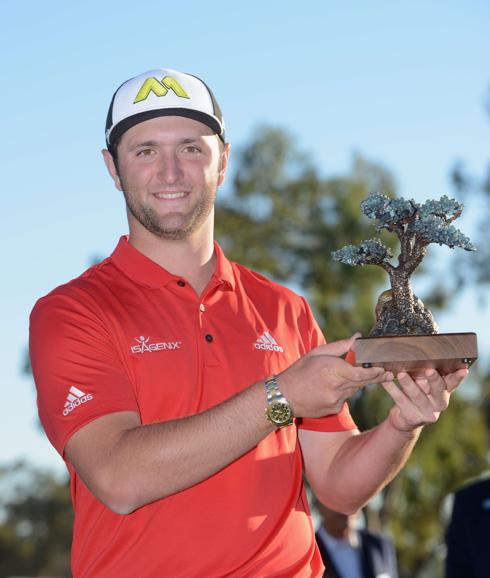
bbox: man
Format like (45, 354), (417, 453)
(29, 67), (467, 577)
(445, 476), (490, 578)
(315, 501), (398, 578)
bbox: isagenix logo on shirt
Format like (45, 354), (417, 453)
(131, 336), (182, 354)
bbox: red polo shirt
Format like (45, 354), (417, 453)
(30, 236), (356, 578)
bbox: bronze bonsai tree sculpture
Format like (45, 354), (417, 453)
(332, 192), (476, 337)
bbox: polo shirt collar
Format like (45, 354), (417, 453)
(110, 235), (235, 290)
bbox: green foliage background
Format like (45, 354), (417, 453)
(0, 463), (72, 578)
(216, 127), (489, 578)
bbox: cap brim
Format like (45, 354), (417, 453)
(107, 108), (224, 146)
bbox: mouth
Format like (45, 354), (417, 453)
(153, 191), (189, 200)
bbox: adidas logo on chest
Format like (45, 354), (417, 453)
(254, 331), (284, 353)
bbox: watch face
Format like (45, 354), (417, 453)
(268, 401), (293, 425)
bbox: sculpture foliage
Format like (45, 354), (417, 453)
(332, 192), (476, 336)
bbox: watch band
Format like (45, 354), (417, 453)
(264, 375), (294, 427)
(264, 375), (287, 404)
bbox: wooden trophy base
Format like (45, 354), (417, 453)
(352, 332), (478, 378)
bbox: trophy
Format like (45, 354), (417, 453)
(332, 192), (478, 377)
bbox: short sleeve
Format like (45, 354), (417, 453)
(296, 297), (357, 433)
(29, 290), (139, 456)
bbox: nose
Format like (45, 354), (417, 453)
(157, 150), (183, 184)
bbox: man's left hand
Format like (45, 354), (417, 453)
(382, 368), (468, 432)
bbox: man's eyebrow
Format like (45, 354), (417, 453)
(129, 140), (159, 150)
(179, 137), (206, 144)
(129, 136), (206, 150)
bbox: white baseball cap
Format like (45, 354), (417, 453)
(105, 67), (225, 148)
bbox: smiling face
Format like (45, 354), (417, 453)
(103, 116), (229, 242)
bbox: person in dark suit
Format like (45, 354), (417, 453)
(445, 476), (490, 578)
(315, 501), (399, 578)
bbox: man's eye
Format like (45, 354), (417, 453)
(183, 145), (201, 154)
(137, 149), (154, 157)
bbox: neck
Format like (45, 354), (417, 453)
(128, 221), (216, 296)
(323, 522), (352, 542)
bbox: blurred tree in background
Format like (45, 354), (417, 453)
(216, 126), (397, 341)
(3, 125), (487, 577)
(217, 126), (489, 578)
(451, 86), (490, 288)
(0, 462), (72, 578)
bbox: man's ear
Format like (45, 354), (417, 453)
(102, 149), (123, 191)
(217, 143), (231, 187)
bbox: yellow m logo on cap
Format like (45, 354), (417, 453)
(133, 76), (190, 104)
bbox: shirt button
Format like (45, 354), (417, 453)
(205, 334), (213, 342)
(199, 304), (206, 312)
(177, 280), (186, 287)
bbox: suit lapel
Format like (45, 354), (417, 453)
(316, 533), (343, 578)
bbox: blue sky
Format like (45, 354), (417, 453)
(2, 0), (489, 473)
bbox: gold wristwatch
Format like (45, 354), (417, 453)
(264, 376), (294, 428)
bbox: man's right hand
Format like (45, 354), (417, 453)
(277, 334), (394, 418)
